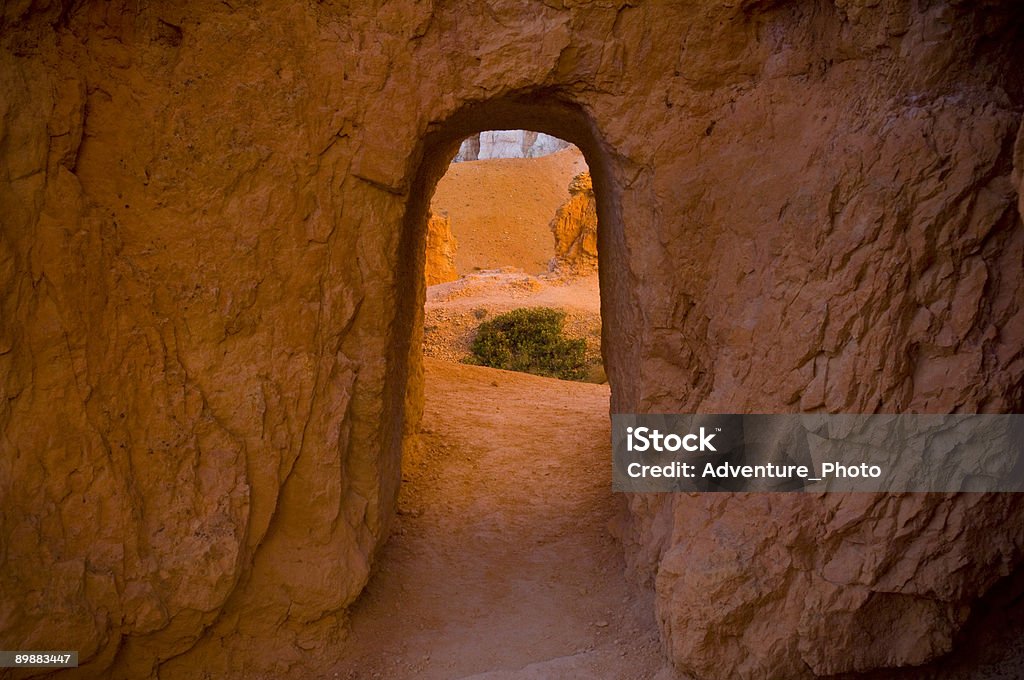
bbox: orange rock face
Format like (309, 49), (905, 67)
(1, 1), (1022, 679)
(424, 212), (458, 286)
(550, 172), (598, 273)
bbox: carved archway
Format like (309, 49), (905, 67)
(383, 92), (639, 516)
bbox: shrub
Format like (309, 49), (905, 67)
(467, 307), (587, 381)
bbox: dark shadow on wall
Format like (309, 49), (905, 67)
(380, 91), (641, 524)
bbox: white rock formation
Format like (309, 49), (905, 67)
(454, 130), (570, 162)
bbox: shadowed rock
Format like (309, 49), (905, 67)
(1, 1), (1022, 678)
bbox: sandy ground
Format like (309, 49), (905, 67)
(431, 147), (589, 276)
(426, 269), (599, 315)
(422, 269), (603, 375)
(330, 359), (664, 679)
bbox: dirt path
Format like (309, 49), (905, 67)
(332, 358), (663, 679)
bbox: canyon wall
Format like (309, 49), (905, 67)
(1, 1), (1022, 678)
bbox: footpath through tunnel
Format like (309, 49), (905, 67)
(332, 115), (663, 678)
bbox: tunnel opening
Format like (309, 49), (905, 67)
(378, 94), (642, 533)
(336, 96), (659, 677)
(423, 129), (604, 382)
(389, 95), (638, 438)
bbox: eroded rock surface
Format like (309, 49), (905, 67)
(550, 172), (598, 273)
(424, 212), (458, 286)
(1, 1), (1022, 678)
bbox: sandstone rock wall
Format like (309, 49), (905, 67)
(1, 1), (1022, 678)
(550, 172), (598, 273)
(424, 212), (458, 286)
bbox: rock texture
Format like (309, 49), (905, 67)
(1016, 116), (1024, 225)
(1, 1), (1023, 679)
(549, 172), (598, 273)
(424, 212), (458, 286)
(636, 493), (1024, 678)
(454, 130), (570, 162)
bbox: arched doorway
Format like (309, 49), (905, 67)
(385, 95), (640, 503)
(338, 94), (657, 678)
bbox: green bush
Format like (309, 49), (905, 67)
(467, 307), (587, 381)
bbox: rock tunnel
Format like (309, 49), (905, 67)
(393, 94), (633, 456)
(1, 1), (1023, 678)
